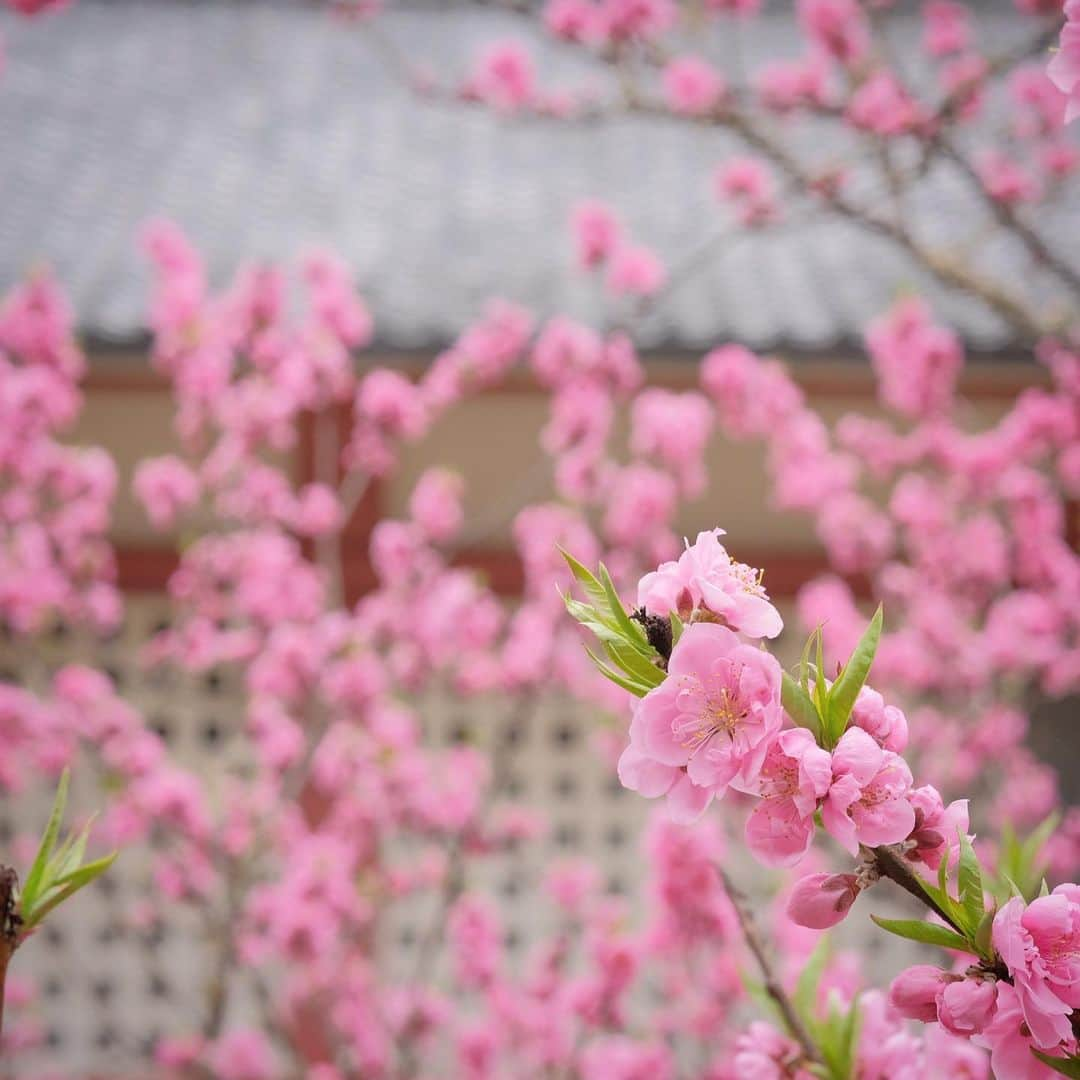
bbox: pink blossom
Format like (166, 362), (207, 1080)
(133, 456), (200, 529)
(602, 464), (677, 549)
(923, 1), (971, 57)
(617, 743), (714, 823)
(636, 529), (783, 639)
(849, 685), (908, 753)
(409, 468), (464, 542)
(756, 54), (829, 112)
(629, 389), (713, 496)
(292, 482), (343, 537)
(732, 1021), (804, 1077)
(890, 966), (998, 1036)
(470, 40), (537, 113)
(798, 0), (869, 65)
(823, 726), (915, 855)
(662, 56), (726, 116)
(544, 0), (597, 41)
(786, 871), (861, 929)
(976, 983), (1067, 1079)
(847, 73), (924, 135)
(866, 298), (963, 418)
(606, 244), (667, 298)
(207, 1029), (275, 1080)
(713, 157), (777, 226)
(905, 785), (969, 870)
(977, 151), (1041, 205)
(992, 886), (1080, 1049)
(627, 621), (783, 798)
(744, 728), (832, 867)
(572, 201), (622, 269)
(1048, 0), (1080, 125)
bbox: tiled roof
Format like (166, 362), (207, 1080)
(0, 0), (1076, 354)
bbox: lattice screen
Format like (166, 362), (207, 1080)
(0, 595), (914, 1077)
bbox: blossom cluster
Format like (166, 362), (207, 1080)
(568, 525), (1080, 1078)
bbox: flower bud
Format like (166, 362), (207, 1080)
(786, 872), (860, 929)
(937, 976), (998, 1036)
(889, 965), (946, 1023)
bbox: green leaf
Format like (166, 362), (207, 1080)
(597, 563), (648, 649)
(562, 594), (621, 642)
(585, 647), (651, 698)
(669, 610), (684, 647)
(974, 907), (995, 960)
(870, 915), (973, 953)
(814, 630), (828, 719)
(824, 605), (882, 747)
(1031, 1050), (1080, 1079)
(782, 671), (822, 743)
(20, 769), (70, 917)
(603, 640), (666, 690)
(798, 627), (820, 693)
(957, 833), (985, 936)
(794, 937), (830, 1020)
(559, 547), (608, 609)
(22, 852), (118, 930)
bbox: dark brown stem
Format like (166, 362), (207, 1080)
(716, 866), (823, 1066)
(0, 943), (9, 1043)
(0, 867), (20, 1044)
(868, 844), (967, 936)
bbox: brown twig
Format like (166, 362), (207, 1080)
(715, 865), (823, 1066)
(867, 844), (968, 936)
(0, 867), (21, 1043)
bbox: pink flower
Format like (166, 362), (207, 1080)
(627, 622), (783, 798)
(572, 201), (622, 269)
(889, 964), (947, 1023)
(847, 72), (924, 135)
(976, 983), (1068, 1079)
(756, 55), (828, 112)
(938, 977), (999, 1036)
(470, 40), (536, 113)
(636, 529), (783, 639)
(849, 685), (908, 752)
(822, 727), (915, 855)
(134, 455), (200, 530)
(786, 871), (861, 929)
(745, 728), (832, 866)
(733, 1021), (803, 1077)
(923, 0), (971, 57)
(545, 0), (597, 41)
(891, 965), (998, 1036)
(409, 468), (464, 542)
(662, 56), (726, 116)
(713, 157), (777, 226)
(1048, 0), (1080, 125)
(629, 389), (713, 497)
(208, 1029), (275, 1080)
(798, 0), (869, 65)
(977, 151), (1041, 205)
(992, 886), (1080, 1049)
(617, 743), (715, 823)
(905, 785), (969, 870)
(606, 245), (667, 297)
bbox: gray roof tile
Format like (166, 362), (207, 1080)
(0, 0), (1076, 355)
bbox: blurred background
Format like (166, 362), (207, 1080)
(1, 0), (1078, 1076)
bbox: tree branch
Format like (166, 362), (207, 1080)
(715, 865), (823, 1067)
